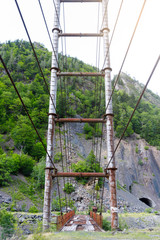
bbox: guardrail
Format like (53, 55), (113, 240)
(90, 211), (103, 228)
(57, 210), (75, 230)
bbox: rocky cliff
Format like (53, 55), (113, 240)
(54, 122), (160, 212)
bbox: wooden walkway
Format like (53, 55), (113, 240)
(60, 215), (104, 232)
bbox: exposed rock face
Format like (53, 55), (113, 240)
(0, 191), (12, 204)
(115, 134), (160, 209)
(115, 72), (160, 107)
(55, 122), (160, 211)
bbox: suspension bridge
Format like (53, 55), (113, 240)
(0, 0), (159, 233)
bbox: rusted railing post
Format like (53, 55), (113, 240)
(43, 0), (60, 231)
(102, 0), (119, 229)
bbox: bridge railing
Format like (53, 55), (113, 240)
(90, 211), (103, 228)
(57, 210), (75, 230)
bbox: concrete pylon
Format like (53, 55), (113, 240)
(102, 0), (119, 229)
(43, 0), (60, 231)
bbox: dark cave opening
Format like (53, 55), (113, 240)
(129, 185), (132, 193)
(139, 197), (153, 207)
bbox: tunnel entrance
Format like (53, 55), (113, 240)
(139, 197), (153, 207)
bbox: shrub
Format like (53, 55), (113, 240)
(19, 154), (35, 176)
(71, 150), (102, 185)
(83, 123), (94, 139)
(117, 180), (125, 190)
(29, 205), (39, 213)
(31, 142), (46, 160)
(63, 183), (75, 194)
(102, 218), (111, 231)
(95, 183), (100, 191)
(54, 152), (62, 163)
(32, 157), (45, 189)
(157, 146), (160, 151)
(7, 154), (20, 175)
(135, 146), (138, 153)
(52, 197), (75, 211)
(0, 146), (4, 155)
(84, 123), (94, 135)
(21, 203), (26, 212)
(145, 208), (152, 213)
(138, 159), (143, 166)
(144, 146), (149, 150)
(0, 209), (16, 239)
(0, 154), (12, 186)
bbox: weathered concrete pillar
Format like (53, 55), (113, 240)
(102, 0), (119, 229)
(43, 0), (60, 231)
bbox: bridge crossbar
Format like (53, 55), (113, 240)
(54, 118), (106, 123)
(57, 72), (104, 77)
(52, 172), (109, 178)
(58, 33), (103, 37)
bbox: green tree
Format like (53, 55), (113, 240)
(0, 209), (16, 239)
(32, 157), (45, 189)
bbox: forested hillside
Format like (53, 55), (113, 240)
(0, 40), (160, 186)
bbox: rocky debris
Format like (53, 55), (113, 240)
(12, 213), (55, 235)
(0, 193), (12, 204)
(123, 215), (160, 229)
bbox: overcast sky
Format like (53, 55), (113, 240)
(0, 0), (160, 95)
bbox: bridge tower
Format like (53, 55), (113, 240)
(43, 0), (118, 230)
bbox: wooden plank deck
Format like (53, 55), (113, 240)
(60, 215), (104, 232)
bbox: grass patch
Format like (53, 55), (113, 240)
(144, 146), (149, 150)
(27, 228), (160, 240)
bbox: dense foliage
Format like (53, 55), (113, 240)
(0, 209), (16, 239)
(113, 89), (160, 146)
(63, 183), (75, 194)
(0, 40), (160, 186)
(72, 150), (103, 185)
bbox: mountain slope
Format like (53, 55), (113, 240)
(115, 72), (160, 107)
(0, 40), (160, 211)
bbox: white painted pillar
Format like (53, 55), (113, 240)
(102, 0), (119, 229)
(43, 0), (60, 231)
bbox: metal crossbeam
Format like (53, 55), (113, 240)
(58, 33), (103, 37)
(52, 172), (109, 178)
(57, 72), (104, 77)
(55, 118), (106, 123)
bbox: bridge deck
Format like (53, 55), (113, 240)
(60, 215), (104, 232)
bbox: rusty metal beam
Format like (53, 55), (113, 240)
(58, 33), (103, 37)
(52, 172), (109, 178)
(54, 118), (106, 123)
(57, 72), (104, 77)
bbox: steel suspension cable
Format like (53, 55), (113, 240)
(104, 0), (146, 113)
(100, 176), (105, 214)
(58, 123), (68, 212)
(14, 0), (57, 113)
(38, 0), (59, 68)
(106, 54), (160, 170)
(0, 55), (56, 169)
(56, 177), (63, 216)
(102, 0), (124, 70)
